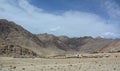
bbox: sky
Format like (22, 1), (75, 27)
(0, 0), (120, 38)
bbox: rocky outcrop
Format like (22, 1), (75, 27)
(0, 44), (38, 58)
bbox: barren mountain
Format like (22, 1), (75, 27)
(0, 19), (120, 58)
(0, 19), (68, 57)
(37, 33), (70, 51)
(0, 19), (45, 57)
(37, 34), (120, 53)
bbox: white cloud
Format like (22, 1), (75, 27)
(104, 0), (120, 18)
(101, 32), (120, 39)
(0, 0), (119, 37)
(50, 26), (61, 32)
(18, 0), (43, 14)
(103, 0), (120, 38)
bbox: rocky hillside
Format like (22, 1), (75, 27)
(37, 34), (120, 53)
(0, 19), (120, 58)
(0, 19), (45, 57)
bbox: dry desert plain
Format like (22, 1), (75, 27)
(0, 53), (120, 71)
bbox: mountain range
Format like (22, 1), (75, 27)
(0, 19), (120, 58)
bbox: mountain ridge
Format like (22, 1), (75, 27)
(0, 19), (120, 58)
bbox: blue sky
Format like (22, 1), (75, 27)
(29, 0), (109, 18)
(0, 0), (120, 38)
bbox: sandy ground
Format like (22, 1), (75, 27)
(0, 53), (120, 71)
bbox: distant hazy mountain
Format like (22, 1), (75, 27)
(0, 19), (120, 58)
(37, 34), (120, 53)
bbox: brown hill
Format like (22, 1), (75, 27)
(0, 19), (46, 57)
(37, 34), (120, 54)
(37, 33), (70, 51)
(0, 19), (120, 58)
(0, 19), (68, 57)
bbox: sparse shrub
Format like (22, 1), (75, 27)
(108, 50), (120, 53)
(113, 68), (116, 70)
(58, 67), (60, 69)
(69, 64), (72, 66)
(22, 68), (25, 70)
(108, 51), (115, 53)
(13, 66), (16, 69)
(55, 62), (57, 64)
(92, 51), (98, 54)
(0, 64), (3, 70)
(117, 50), (120, 53)
(9, 65), (13, 71)
(79, 66), (81, 70)
(50, 67), (53, 70)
